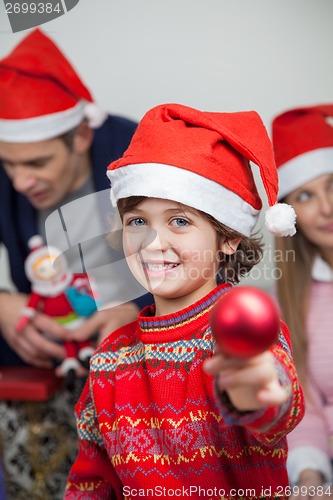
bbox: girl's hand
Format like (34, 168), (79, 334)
(289, 469), (330, 500)
(203, 348), (288, 411)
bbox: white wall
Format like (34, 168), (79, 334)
(1, 0), (332, 290)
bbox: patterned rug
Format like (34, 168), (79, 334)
(0, 378), (85, 500)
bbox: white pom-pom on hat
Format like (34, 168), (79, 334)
(84, 102), (108, 129)
(27, 235), (44, 251)
(265, 203), (297, 237)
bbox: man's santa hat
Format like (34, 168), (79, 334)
(107, 103), (296, 237)
(0, 29), (106, 142)
(273, 104), (333, 199)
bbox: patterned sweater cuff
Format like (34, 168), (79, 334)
(213, 356), (292, 431)
(214, 382), (269, 427)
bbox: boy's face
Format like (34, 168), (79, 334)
(122, 198), (225, 313)
(0, 137), (87, 210)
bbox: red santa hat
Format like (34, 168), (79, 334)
(107, 103), (296, 237)
(0, 29), (106, 142)
(272, 104), (333, 199)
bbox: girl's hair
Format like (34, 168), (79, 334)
(275, 227), (317, 385)
(117, 196), (263, 285)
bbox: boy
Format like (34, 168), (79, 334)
(65, 103), (303, 499)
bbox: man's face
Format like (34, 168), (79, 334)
(0, 137), (86, 209)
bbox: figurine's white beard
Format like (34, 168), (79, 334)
(31, 271), (73, 297)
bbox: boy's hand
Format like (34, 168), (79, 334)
(203, 348), (288, 412)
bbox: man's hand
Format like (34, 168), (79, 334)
(0, 292), (67, 367)
(67, 302), (140, 346)
(203, 348), (288, 411)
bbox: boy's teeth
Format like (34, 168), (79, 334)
(146, 263), (177, 271)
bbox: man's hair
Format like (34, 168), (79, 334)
(58, 119), (89, 149)
(58, 126), (80, 150)
(117, 196), (263, 284)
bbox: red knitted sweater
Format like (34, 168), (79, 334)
(65, 284), (304, 499)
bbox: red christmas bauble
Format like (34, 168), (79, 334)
(210, 286), (281, 358)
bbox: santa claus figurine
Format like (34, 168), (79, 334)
(16, 235), (97, 387)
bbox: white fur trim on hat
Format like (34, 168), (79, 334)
(0, 101), (86, 142)
(265, 203), (297, 236)
(108, 163), (259, 237)
(278, 147), (333, 200)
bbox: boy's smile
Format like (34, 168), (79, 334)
(142, 260), (180, 275)
(122, 197), (220, 315)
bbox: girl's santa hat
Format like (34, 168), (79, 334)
(0, 29), (106, 142)
(273, 104), (333, 199)
(107, 103), (296, 237)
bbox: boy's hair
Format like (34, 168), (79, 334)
(117, 196), (263, 285)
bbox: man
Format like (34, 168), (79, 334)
(0, 28), (149, 499)
(0, 28), (150, 368)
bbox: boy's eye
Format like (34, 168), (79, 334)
(128, 218), (146, 227)
(171, 218), (189, 227)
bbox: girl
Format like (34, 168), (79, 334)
(273, 104), (333, 500)
(65, 103), (303, 499)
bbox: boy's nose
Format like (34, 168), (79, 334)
(142, 228), (163, 251)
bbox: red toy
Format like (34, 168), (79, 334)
(210, 286), (280, 358)
(16, 236), (97, 384)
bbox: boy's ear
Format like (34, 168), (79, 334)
(220, 237), (241, 255)
(73, 121), (94, 154)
